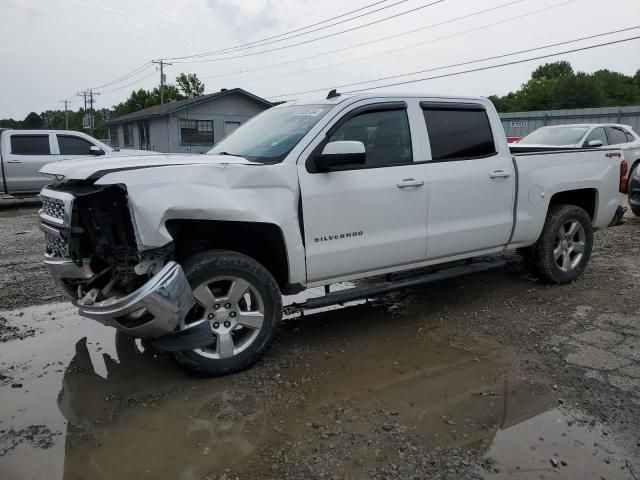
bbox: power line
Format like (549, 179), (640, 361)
(169, 0), (446, 63)
(165, 0), (408, 60)
(205, 0), (574, 90)
(268, 35), (640, 99)
(267, 25), (640, 97)
(198, 0), (527, 80)
(88, 62), (154, 90)
(95, 69), (158, 94)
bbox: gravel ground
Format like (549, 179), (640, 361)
(0, 205), (63, 309)
(0, 205), (639, 480)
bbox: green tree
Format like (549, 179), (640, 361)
(531, 61), (574, 81)
(591, 69), (639, 105)
(553, 72), (606, 109)
(112, 85), (185, 116)
(490, 62), (640, 112)
(176, 73), (205, 98)
(22, 112), (43, 129)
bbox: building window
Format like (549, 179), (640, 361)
(224, 121), (241, 137)
(109, 126), (119, 148)
(123, 124), (133, 147)
(180, 119), (214, 145)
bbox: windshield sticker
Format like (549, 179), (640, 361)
(294, 109), (324, 116)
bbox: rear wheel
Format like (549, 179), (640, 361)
(173, 250), (282, 376)
(631, 205), (640, 217)
(525, 205), (593, 284)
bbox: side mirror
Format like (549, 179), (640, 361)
(586, 139), (603, 148)
(314, 141), (366, 172)
(90, 145), (105, 156)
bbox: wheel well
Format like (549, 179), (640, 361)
(166, 219), (290, 289)
(548, 188), (597, 220)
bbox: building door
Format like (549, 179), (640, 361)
(139, 121), (151, 150)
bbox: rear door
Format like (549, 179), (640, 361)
(3, 133), (55, 193)
(297, 100), (429, 284)
(420, 102), (515, 259)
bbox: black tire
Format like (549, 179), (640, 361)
(631, 205), (640, 217)
(173, 250), (282, 376)
(527, 205), (593, 284)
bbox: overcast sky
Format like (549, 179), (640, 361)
(1, 0), (638, 118)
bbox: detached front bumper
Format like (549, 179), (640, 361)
(74, 262), (194, 338)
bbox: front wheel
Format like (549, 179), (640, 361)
(173, 250), (282, 376)
(526, 205), (593, 284)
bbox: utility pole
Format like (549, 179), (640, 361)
(88, 90), (99, 111)
(77, 90), (99, 131)
(60, 100), (70, 130)
(77, 91), (88, 110)
(152, 59), (172, 104)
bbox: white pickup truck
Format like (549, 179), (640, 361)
(0, 129), (157, 196)
(38, 93), (627, 376)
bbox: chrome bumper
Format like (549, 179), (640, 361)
(75, 261), (194, 338)
(45, 257), (194, 338)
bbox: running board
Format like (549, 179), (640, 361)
(296, 260), (507, 311)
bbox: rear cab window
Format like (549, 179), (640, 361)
(606, 127), (628, 145)
(10, 135), (51, 155)
(420, 102), (496, 161)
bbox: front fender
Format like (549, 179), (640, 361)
(95, 163), (306, 285)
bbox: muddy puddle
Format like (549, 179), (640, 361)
(1, 298), (636, 479)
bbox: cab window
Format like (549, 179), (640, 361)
(10, 135), (51, 155)
(584, 128), (608, 146)
(328, 109), (412, 168)
(606, 127), (628, 145)
(421, 104), (496, 161)
(57, 135), (95, 155)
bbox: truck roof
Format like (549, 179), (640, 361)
(283, 92), (491, 106)
(535, 123), (635, 130)
(1, 129), (93, 134)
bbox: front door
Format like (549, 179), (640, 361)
(298, 102), (429, 284)
(421, 102), (515, 259)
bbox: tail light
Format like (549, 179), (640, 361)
(619, 159), (628, 193)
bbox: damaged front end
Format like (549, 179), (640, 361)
(39, 183), (195, 341)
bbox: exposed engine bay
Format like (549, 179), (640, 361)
(41, 182), (171, 304)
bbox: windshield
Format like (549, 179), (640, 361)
(520, 126), (589, 146)
(209, 104), (333, 163)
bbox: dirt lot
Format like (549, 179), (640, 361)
(1, 204), (639, 480)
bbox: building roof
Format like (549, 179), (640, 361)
(105, 88), (272, 125)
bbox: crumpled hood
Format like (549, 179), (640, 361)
(40, 153), (259, 180)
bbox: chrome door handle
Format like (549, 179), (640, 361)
(397, 178), (425, 189)
(7, 160), (22, 164)
(489, 170), (511, 179)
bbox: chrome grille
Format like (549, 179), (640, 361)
(44, 230), (69, 258)
(41, 197), (65, 221)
